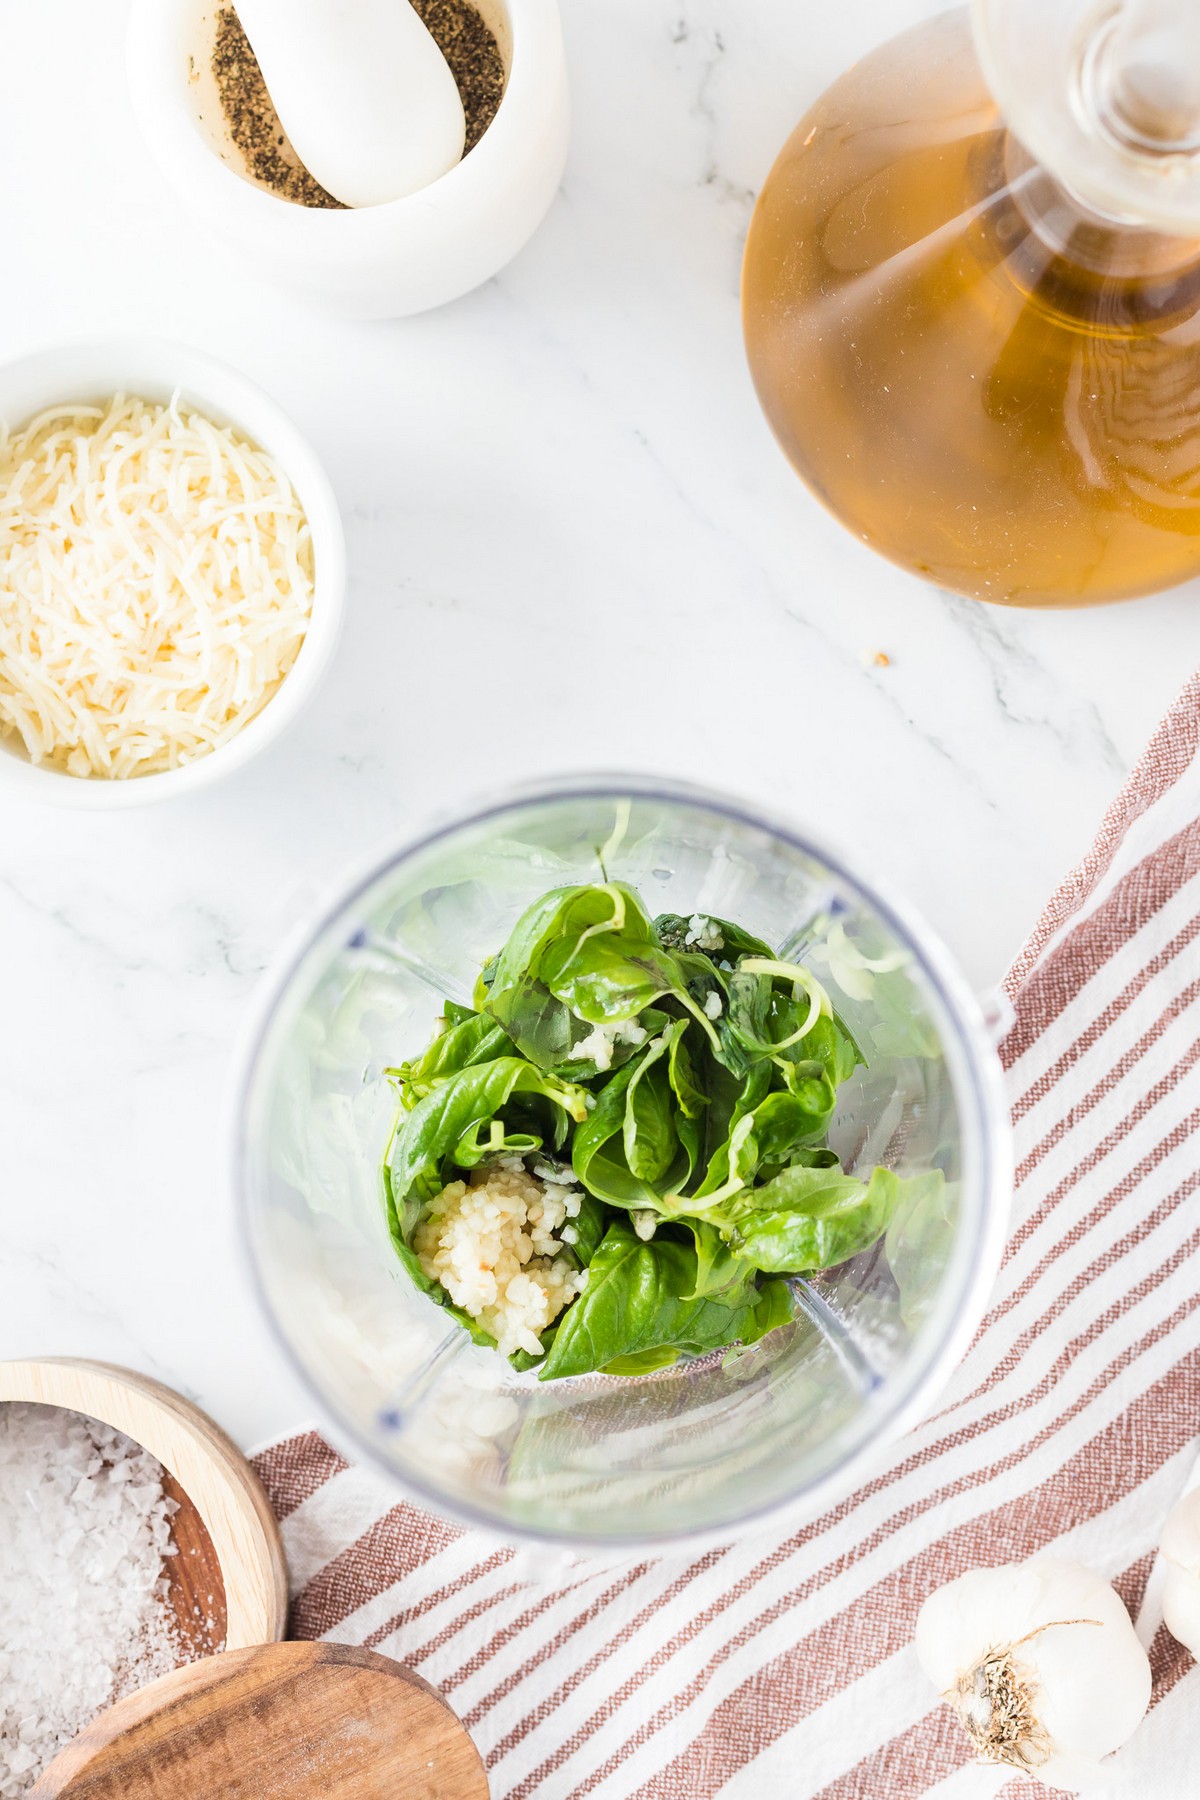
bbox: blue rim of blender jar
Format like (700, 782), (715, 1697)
(232, 774), (1011, 1550)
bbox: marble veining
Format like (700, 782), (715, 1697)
(2, 0), (1200, 1447)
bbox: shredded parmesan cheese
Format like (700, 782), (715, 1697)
(0, 392), (314, 778)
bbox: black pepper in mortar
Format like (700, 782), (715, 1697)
(213, 1), (505, 209)
(213, 8), (345, 209)
(409, 0), (505, 155)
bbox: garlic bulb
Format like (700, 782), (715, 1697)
(1160, 1490), (1200, 1656)
(915, 1559), (1151, 1790)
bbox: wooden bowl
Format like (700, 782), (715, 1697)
(0, 1358), (287, 1653)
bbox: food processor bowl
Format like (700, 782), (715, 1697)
(235, 780), (1010, 1549)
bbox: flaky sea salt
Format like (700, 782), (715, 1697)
(0, 1404), (184, 1796)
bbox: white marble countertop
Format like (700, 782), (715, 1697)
(3, 0), (1200, 1451)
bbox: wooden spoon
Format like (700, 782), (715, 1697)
(30, 1642), (490, 1799)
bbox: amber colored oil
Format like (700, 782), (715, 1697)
(742, 10), (1200, 606)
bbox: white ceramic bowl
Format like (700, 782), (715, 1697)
(0, 338), (345, 810)
(126, 0), (570, 319)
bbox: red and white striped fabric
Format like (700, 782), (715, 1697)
(253, 672), (1200, 1800)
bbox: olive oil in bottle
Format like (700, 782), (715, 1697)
(743, 3), (1200, 606)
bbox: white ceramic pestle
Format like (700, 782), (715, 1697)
(233, 0), (467, 208)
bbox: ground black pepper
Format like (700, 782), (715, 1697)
(213, 9), (344, 208)
(409, 0), (505, 156)
(212, 1), (506, 209)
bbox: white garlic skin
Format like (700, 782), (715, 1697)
(1160, 1491), (1200, 1657)
(915, 1558), (1152, 1791)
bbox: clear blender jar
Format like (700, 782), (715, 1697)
(235, 782), (1009, 1548)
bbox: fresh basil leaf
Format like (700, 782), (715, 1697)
(575, 1136), (689, 1211)
(483, 884), (724, 1067)
(689, 1120), (749, 1204)
(725, 1166), (907, 1273)
(385, 1058), (589, 1229)
(667, 1022), (708, 1119)
(776, 1011), (864, 1085)
(569, 1035), (694, 1209)
(740, 1276), (796, 1345)
(569, 1190), (611, 1266)
(722, 967), (774, 1060)
(752, 1085), (834, 1159)
(550, 1110), (571, 1152)
(717, 921), (778, 962)
(538, 1221), (781, 1380)
(675, 1109), (702, 1191)
(540, 934), (682, 1025)
(690, 1062), (772, 1202)
(485, 883), (654, 1017)
(603, 1347), (683, 1376)
(724, 965), (825, 1061)
(572, 1140), (664, 1210)
(671, 949), (729, 1025)
(485, 884), (630, 991)
(624, 1039), (678, 1184)
(788, 1146), (843, 1170)
(491, 977), (670, 1080)
(571, 1055), (641, 1193)
(684, 1219), (761, 1300)
(480, 886), (677, 1077)
(695, 1053), (745, 1173)
(734, 1163), (867, 1214)
(392, 1010), (512, 1100)
(484, 973), (577, 1069)
(652, 913), (774, 962)
(829, 1010), (868, 1079)
(771, 1065), (837, 1141)
(473, 955), (498, 1001)
(452, 1120), (542, 1167)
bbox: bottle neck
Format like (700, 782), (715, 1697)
(1003, 132), (1200, 280)
(971, 0), (1200, 236)
(1095, 0), (1200, 152)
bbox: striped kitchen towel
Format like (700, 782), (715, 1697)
(253, 671), (1200, 1800)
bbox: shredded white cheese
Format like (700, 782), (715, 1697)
(0, 392), (314, 778)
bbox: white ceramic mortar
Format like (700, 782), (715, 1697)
(126, 0), (570, 318)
